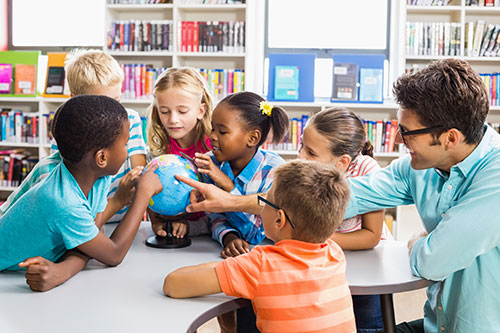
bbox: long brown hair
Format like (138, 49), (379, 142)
(309, 107), (373, 159)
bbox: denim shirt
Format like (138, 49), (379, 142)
(345, 125), (500, 332)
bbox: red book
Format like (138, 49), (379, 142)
(193, 21), (199, 52)
(119, 22), (124, 51)
(187, 21), (193, 52)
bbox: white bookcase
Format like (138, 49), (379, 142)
(104, 0), (263, 115)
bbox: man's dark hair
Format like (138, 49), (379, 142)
(393, 58), (489, 145)
(52, 95), (128, 163)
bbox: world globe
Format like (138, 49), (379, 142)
(146, 154), (199, 216)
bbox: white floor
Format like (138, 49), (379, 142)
(197, 288), (427, 332)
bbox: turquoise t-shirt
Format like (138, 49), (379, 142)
(0, 161), (110, 271)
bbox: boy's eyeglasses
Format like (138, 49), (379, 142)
(398, 125), (446, 146)
(257, 195), (295, 229)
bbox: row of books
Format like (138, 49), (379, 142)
(121, 64), (168, 100)
(0, 63), (36, 95)
(465, 0), (500, 6)
(480, 72), (500, 106)
(407, 0), (451, 5)
(406, 22), (461, 57)
(363, 120), (399, 154)
(178, 21), (245, 53)
(465, 21), (500, 57)
(0, 150), (38, 188)
(262, 115), (309, 152)
(200, 68), (245, 101)
(107, 20), (173, 52)
(0, 110), (50, 144)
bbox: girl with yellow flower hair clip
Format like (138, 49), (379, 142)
(193, 91), (289, 256)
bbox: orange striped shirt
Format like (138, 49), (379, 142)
(215, 239), (356, 333)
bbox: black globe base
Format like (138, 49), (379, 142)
(145, 234), (191, 249)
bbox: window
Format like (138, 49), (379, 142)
(265, 0), (390, 98)
(9, 0), (104, 48)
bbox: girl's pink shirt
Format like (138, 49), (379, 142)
(168, 136), (212, 158)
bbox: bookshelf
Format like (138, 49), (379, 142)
(398, 0), (500, 124)
(104, 0), (261, 115)
(0, 96), (60, 194)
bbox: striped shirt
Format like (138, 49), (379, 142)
(215, 239), (356, 333)
(208, 149), (285, 246)
(0, 109), (146, 221)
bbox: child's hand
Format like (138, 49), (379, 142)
(172, 220), (189, 238)
(18, 257), (65, 292)
(113, 166), (144, 207)
(221, 237), (250, 258)
(136, 164), (162, 197)
(194, 153), (234, 192)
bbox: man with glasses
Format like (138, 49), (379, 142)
(345, 58), (500, 333)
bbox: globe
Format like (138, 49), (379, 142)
(146, 154), (199, 217)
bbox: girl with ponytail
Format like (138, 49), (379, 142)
(298, 107), (389, 332)
(194, 91), (288, 257)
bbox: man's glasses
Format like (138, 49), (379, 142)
(257, 195), (295, 229)
(398, 125), (446, 146)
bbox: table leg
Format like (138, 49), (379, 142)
(380, 294), (396, 333)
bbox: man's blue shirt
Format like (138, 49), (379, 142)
(345, 125), (500, 332)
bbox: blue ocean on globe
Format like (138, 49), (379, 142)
(146, 154), (199, 216)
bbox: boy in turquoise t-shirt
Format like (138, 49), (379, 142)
(0, 96), (161, 281)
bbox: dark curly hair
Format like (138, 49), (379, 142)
(218, 92), (288, 146)
(393, 58), (489, 145)
(52, 95), (128, 163)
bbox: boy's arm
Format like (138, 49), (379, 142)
(101, 166), (145, 223)
(130, 154), (146, 169)
(77, 165), (161, 267)
(18, 250), (89, 292)
(163, 262), (222, 298)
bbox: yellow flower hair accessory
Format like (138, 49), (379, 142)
(260, 101), (273, 117)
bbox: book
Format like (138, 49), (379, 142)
(471, 20), (486, 57)
(274, 65), (299, 100)
(332, 63), (359, 101)
(45, 66), (65, 95)
(359, 68), (383, 103)
(0, 64), (13, 94)
(14, 64), (36, 95)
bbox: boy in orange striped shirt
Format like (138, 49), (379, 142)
(163, 160), (356, 332)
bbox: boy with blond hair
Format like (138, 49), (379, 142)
(0, 50), (147, 291)
(165, 160), (356, 333)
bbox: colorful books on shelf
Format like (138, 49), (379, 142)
(178, 21), (245, 53)
(363, 119), (399, 154)
(0, 150), (38, 188)
(0, 109), (41, 144)
(479, 72), (499, 106)
(406, 21), (461, 57)
(107, 20), (173, 52)
(407, 0), (452, 5)
(200, 68), (244, 101)
(262, 115), (309, 152)
(0, 51), (40, 97)
(465, 0), (500, 6)
(121, 64), (168, 100)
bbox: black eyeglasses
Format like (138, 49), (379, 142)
(398, 125), (446, 145)
(257, 195), (295, 229)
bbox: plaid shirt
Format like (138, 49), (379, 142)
(208, 149), (285, 246)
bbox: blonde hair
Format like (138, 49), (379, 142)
(273, 160), (350, 243)
(65, 49), (123, 96)
(147, 67), (213, 156)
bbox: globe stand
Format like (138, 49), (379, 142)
(145, 212), (192, 249)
